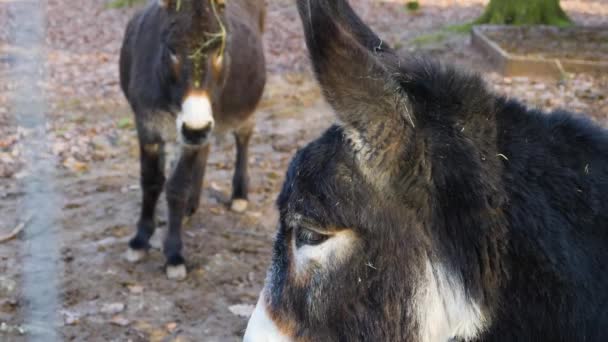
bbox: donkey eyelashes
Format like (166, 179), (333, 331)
(295, 226), (330, 247)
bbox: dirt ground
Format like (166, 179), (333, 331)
(1, 0), (607, 341)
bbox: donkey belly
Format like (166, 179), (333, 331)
(215, 9), (266, 132)
(215, 52), (265, 133)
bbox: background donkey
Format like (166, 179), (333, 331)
(245, 0), (608, 341)
(119, 0), (266, 280)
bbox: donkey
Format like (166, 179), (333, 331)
(245, 0), (608, 340)
(119, 0), (266, 280)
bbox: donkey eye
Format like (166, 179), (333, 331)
(166, 44), (178, 58)
(295, 227), (329, 247)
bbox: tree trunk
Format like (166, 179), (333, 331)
(475, 0), (571, 26)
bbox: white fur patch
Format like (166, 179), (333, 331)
(292, 229), (357, 275)
(414, 260), (486, 342)
(230, 199), (249, 213)
(125, 248), (147, 263)
(170, 53), (179, 65)
(176, 94), (214, 133)
(244, 293), (293, 342)
(166, 264), (187, 281)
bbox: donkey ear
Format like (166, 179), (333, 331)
(297, 0), (412, 188)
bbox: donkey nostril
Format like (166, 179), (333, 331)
(181, 122), (213, 144)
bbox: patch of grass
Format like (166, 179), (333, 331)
(411, 31), (449, 46)
(106, 0), (145, 9)
(445, 22), (474, 34)
(410, 22), (474, 46)
(405, 1), (420, 11)
(117, 117), (135, 130)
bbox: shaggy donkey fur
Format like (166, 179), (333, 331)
(244, 0), (608, 341)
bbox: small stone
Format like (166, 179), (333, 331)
(52, 141), (67, 155)
(101, 302), (125, 315)
(110, 315), (130, 327)
(166, 322), (178, 333)
(209, 206), (224, 215)
(0, 322), (26, 335)
(128, 285), (144, 294)
(62, 311), (80, 326)
(247, 211), (262, 219)
(209, 182), (223, 192)
(228, 304), (255, 318)
(0, 276), (17, 296)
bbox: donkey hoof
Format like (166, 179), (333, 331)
(125, 248), (147, 263)
(166, 264), (187, 281)
(230, 199), (249, 213)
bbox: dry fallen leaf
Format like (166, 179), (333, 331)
(63, 157), (89, 173)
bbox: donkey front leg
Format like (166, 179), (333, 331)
(230, 121), (254, 213)
(164, 146), (200, 280)
(127, 142), (165, 263)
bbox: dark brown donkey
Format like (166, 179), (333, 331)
(119, 0), (266, 280)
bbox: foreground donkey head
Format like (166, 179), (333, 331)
(245, 0), (608, 340)
(158, 0), (229, 145)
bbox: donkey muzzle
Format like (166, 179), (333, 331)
(181, 122), (212, 145)
(244, 293), (293, 342)
(177, 93), (215, 145)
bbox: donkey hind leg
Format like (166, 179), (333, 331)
(185, 144), (210, 217)
(164, 146), (200, 280)
(230, 121), (254, 213)
(127, 142), (166, 263)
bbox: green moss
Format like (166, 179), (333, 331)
(475, 0), (572, 26)
(405, 1), (420, 11)
(106, 0), (145, 9)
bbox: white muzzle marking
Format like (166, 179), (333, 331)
(176, 94), (214, 138)
(244, 293), (293, 342)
